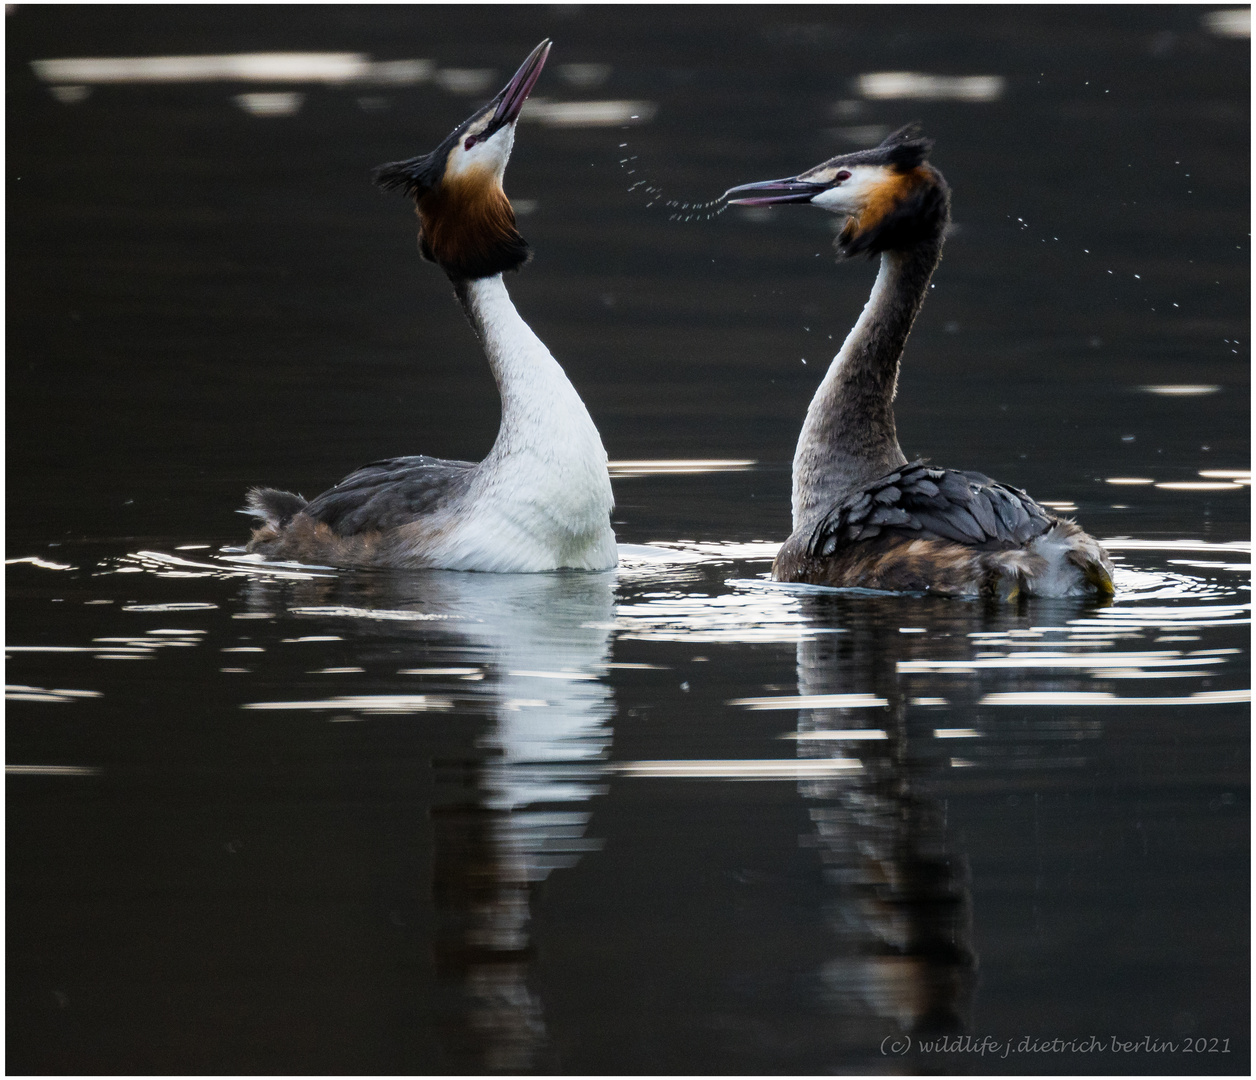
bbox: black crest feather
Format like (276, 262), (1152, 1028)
(875, 122), (934, 171)
(814, 122), (935, 175)
(373, 149), (446, 200)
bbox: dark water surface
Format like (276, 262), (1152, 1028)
(7, 6), (1250, 1075)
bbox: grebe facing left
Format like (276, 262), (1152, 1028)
(726, 126), (1113, 599)
(244, 40), (617, 572)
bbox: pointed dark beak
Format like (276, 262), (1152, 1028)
(486, 39), (551, 134)
(723, 176), (827, 207)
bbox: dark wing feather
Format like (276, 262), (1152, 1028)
(807, 460), (1056, 557)
(300, 455), (476, 536)
(967, 489), (999, 536)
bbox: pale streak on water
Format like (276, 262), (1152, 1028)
(8, 533), (1247, 774)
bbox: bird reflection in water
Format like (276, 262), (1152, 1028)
(245, 568), (615, 1072)
(790, 598), (977, 1059)
(428, 570), (614, 1073)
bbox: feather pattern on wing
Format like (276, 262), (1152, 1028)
(300, 455), (476, 536)
(807, 460), (1056, 558)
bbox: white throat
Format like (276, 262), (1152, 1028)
(449, 275), (617, 570)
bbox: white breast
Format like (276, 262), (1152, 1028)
(414, 275), (617, 572)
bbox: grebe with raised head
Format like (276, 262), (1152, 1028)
(244, 40), (617, 572)
(726, 126), (1113, 599)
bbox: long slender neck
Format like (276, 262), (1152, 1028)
(454, 274), (605, 468)
(791, 236), (943, 531)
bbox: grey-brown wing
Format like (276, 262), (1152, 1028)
(807, 461), (1056, 557)
(301, 455), (476, 536)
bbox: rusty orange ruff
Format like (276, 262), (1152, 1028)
(848, 165), (931, 243)
(417, 167), (522, 277)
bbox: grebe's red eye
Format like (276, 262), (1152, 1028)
(464, 136), (478, 151)
(835, 170), (852, 183)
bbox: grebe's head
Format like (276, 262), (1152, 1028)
(374, 39), (550, 280)
(724, 124), (949, 258)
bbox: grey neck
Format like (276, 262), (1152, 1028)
(791, 237), (943, 531)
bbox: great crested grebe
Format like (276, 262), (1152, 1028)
(726, 125), (1113, 599)
(244, 40), (617, 572)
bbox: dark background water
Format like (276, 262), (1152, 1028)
(7, 5), (1250, 1075)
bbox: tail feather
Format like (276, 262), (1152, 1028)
(243, 486), (306, 530)
(978, 520), (1115, 599)
(1026, 520), (1115, 598)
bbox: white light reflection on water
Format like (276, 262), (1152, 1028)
(509, 669), (601, 682)
(121, 602), (218, 613)
(614, 540), (778, 594)
(48, 85), (90, 105)
(522, 98), (657, 127)
(7, 764), (101, 777)
(242, 694), (454, 713)
(609, 537), (1248, 722)
(8, 645), (150, 654)
(614, 587), (839, 644)
(7, 624), (207, 665)
(899, 653), (1225, 673)
(856, 72), (1004, 102)
(1102, 539), (1250, 552)
(611, 758), (860, 779)
(25, 539), (1248, 715)
(31, 53), (433, 85)
(6, 685), (103, 703)
(1156, 481), (1244, 491)
(612, 536), (1249, 655)
(235, 92), (303, 117)
(7, 556), (75, 570)
(1105, 540), (1250, 557)
(979, 690), (1249, 707)
(1169, 559), (1250, 572)
(50, 538), (1249, 721)
(1203, 7), (1251, 37)
(780, 729), (889, 741)
(287, 605), (455, 622)
(435, 67), (495, 95)
(629, 541), (780, 561)
(558, 62), (612, 89)
(1140, 384), (1222, 396)
(731, 693), (888, 710)
(115, 550), (336, 581)
(1076, 601), (1249, 629)
(609, 459), (756, 477)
